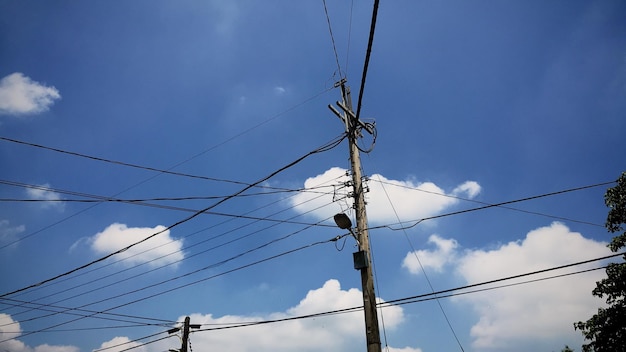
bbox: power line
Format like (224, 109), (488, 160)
(92, 331), (169, 352)
(1, 231), (344, 342)
(0, 179), (338, 228)
(374, 174), (465, 352)
(370, 180), (616, 231)
(0, 87), (335, 251)
(0, 134), (346, 298)
(354, 0), (380, 121)
(0, 88), (334, 187)
(3, 176), (346, 315)
(372, 178), (608, 228)
(0, 180), (335, 204)
(188, 252), (624, 333)
(28, 252), (618, 349)
(7, 201), (339, 325)
(322, 0), (343, 77)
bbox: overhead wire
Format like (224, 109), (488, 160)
(354, 0), (380, 121)
(4, 171), (347, 320)
(92, 331), (170, 352)
(322, 0), (343, 77)
(0, 179), (337, 203)
(374, 174), (466, 352)
(1, 229), (344, 342)
(0, 133), (347, 298)
(6, 197), (341, 324)
(0, 86), (335, 250)
(40, 253), (621, 350)
(3, 174), (348, 318)
(0, 180), (338, 229)
(345, 0), (354, 75)
(185, 252), (624, 333)
(369, 180), (616, 231)
(372, 178), (609, 228)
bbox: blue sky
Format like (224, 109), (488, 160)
(1, 1), (625, 351)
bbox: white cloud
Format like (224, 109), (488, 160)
(145, 279), (416, 352)
(290, 167), (481, 224)
(452, 181), (481, 199)
(0, 219), (25, 246)
(88, 223), (184, 267)
(403, 222), (612, 350)
(274, 86), (286, 95)
(0, 73), (61, 115)
(0, 314), (79, 352)
(402, 234), (458, 274)
(387, 347), (423, 352)
(26, 184), (65, 211)
(95, 337), (146, 352)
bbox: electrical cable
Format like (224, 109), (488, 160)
(354, 0), (380, 121)
(382, 252), (625, 307)
(345, 0), (354, 75)
(92, 331), (170, 352)
(0, 323), (168, 334)
(373, 178), (609, 228)
(0, 179), (336, 204)
(0, 86), (335, 250)
(322, 0), (343, 77)
(186, 253), (624, 333)
(0, 88), (334, 188)
(374, 174), (466, 352)
(0, 297), (175, 327)
(369, 180), (616, 231)
(29, 254), (616, 348)
(3, 176), (347, 320)
(6, 200), (340, 325)
(4, 174), (349, 322)
(1, 231), (342, 342)
(0, 133), (347, 298)
(3, 176), (345, 322)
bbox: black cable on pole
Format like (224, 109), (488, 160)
(0, 134), (347, 298)
(355, 0), (380, 121)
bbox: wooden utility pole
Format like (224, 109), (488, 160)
(180, 316), (191, 352)
(330, 80), (381, 352)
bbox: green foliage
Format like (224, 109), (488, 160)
(562, 345), (574, 352)
(574, 172), (626, 352)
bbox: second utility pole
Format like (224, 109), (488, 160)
(338, 81), (382, 352)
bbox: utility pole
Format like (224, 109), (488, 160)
(168, 316), (200, 352)
(181, 316), (190, 352)
(329, 79), (381, 352)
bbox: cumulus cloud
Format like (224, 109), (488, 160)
(26, 184), (65, 211)
(455, 222), (611, 349)
(0, 73), (61, 115)
(0, 314), (79, 352)
(88, 223), (184, 267)
(95, 336), (146, 352)
(401, 222), (612, 350)
(290, 167), (481, 224)
(0, 219), (25, 246)
(402, 234), (458, 274)
(146, 279), (416, 352)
